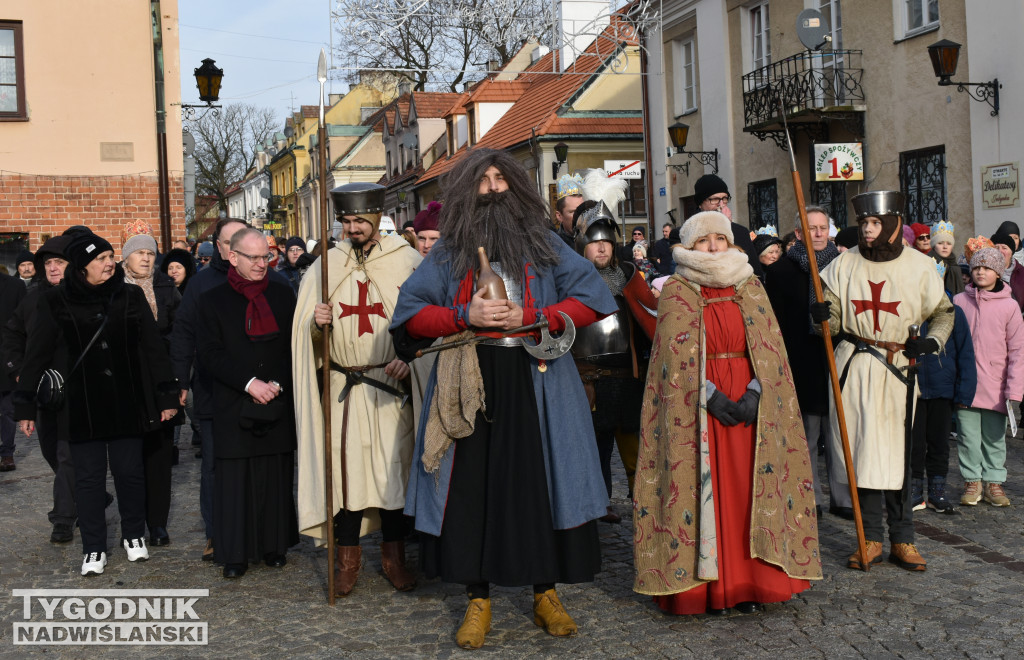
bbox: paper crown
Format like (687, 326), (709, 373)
(755, 225), (779, 238)
(556, 173), (583, 200)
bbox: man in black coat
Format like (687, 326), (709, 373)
(0, 270), (26, 471)
(1, 236), (76, 539)
(691, 174), (762, 278)
(763, 205), (851, 519)
(649, 222), (675, 276)
(196, 228), (299, 578)
(168, 218), (290, 561)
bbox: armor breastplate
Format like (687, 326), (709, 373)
(479, 261), (523, 348)
(571, 296), (630, 364)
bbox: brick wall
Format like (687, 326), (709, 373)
(0, 174), (186, 254)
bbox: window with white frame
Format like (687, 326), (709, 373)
(672, 37), (696, 116)
(750, 1), (770, 72)
(899, 0), (939, 38)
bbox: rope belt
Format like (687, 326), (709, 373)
(330, 361), (408, 406)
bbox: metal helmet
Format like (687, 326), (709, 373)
(851, 190), (906, 220)
(331, 182), (386, 235)
(573, 201), (620, 256)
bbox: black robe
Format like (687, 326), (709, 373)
(197, 278), (299, 563)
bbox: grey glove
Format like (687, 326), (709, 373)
(705, 381), (740, 427)
(733, 379), (762, 427)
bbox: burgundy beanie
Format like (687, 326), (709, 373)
(414, 201), (442, 233)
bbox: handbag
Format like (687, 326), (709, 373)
(35, 308), (111, 411)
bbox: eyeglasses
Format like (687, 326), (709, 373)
(234, 251), (273, 264)
(632, 231), (644, 236)
(198, 256), (211, 263)
(706, 194), (731, 207)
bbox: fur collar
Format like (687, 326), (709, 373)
(673, 246), (753, 288)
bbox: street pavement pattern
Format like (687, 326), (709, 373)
(2, 425), (1024, 659)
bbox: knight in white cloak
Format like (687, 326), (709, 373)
(291, 182), (428, 597)
(811, 190), (953, 572)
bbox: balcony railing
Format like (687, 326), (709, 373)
(742, 50), (865, 130)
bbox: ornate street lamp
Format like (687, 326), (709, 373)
(179, 58), (224, 121)
(552, 142), (569, 179)
(667, 122), (719, 175)
(927, 39), (1000, 116)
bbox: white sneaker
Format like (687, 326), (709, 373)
(82, 552), (107, 576)
(123, 537), (149, 562)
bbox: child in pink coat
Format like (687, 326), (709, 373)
(953, 247), (1024, 507)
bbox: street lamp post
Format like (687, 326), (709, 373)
(927, 39), (1000, 116)
(667, 122), (719, 175)
(179, 58), (224, 121)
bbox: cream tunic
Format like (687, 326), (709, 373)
(820, 246), (952, 490)
(292, 235), (427, 543)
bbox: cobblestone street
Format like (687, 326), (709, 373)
(3, 425), (1024, 659)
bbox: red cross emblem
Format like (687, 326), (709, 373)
(851, 280), (901, 333)
(338, 279), (386, 336)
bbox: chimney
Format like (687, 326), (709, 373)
(558, 0), (610, 72)
(398, 81), (413, 97)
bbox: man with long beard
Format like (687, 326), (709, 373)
(391, 148), (616, 650)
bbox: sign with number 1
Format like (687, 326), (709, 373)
(813, 143), (864, 182)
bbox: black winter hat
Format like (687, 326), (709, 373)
(33, 236), (70, 271)
(835, 226), (860, 250)
(284, 236), (306, 252)
(990, 231), (1016, 254)
(65, 233), (114, 271)
(752, 233), (782, 257)
(15, 250), (33, 267)
(160, 248), (197, 281)
(693, 174), (730, 207)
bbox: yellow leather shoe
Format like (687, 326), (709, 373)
(455, 598), (491, 650)
(533, 589), (577, 637)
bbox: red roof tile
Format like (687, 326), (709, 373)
(417, 15), (640, 186)
(411, 91), (463, 119)
(301, 105), (319, 118)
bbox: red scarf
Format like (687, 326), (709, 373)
(227, 266), (279, 338)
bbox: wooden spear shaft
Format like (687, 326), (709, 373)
(316, 50), (337, 604)
(777, 100), (870, 570)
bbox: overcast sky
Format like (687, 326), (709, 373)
(177, 0), (336, 126)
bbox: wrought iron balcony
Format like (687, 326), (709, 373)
(742, 50), (866, 147)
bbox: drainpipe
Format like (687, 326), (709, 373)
(151, 1), (172, 251)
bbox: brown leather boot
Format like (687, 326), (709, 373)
(334, 545), (361, 597)
(889, 543), (927, 571)
(380, 541), (416, 591)
(846, 540), (883, 570)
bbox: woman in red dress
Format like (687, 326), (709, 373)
(633, 211), (821, 615)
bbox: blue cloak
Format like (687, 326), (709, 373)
(391, 237), (618, 535)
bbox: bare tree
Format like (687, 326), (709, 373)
(191, 103), (277, 211)
(334, 0), (553, 92)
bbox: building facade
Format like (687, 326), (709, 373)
(647, 0), (1021, 242)
(0, 0), (185, 267)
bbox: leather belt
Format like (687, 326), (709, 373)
(575, 362), (634, 381)
(849, 333), (905, 365)
(707, 351), (747, 360)
(839, 339), (909, 388)
(330, 362), (409, 407)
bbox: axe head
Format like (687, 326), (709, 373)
(522, 311), (575, 360)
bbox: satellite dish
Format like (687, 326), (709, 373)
(284, 126), (295, 138)
(182, 131), (195, 157)
(796, 9), (832, 51)
(259, 187), (271, 199)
